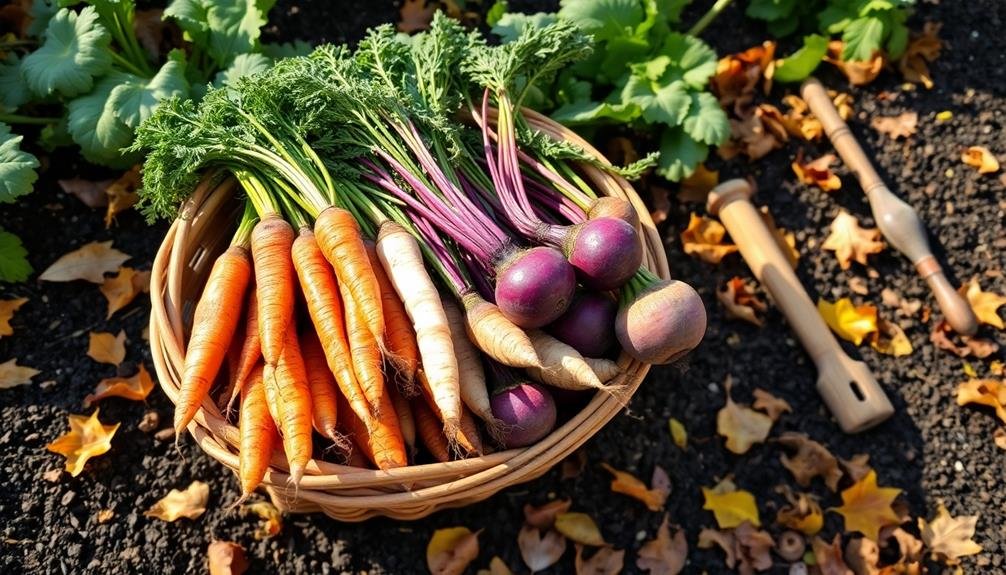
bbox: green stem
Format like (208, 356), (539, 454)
(232, 201), (259, 247)
(687, 0), (735, 37)
(110, 50), (148, 77)
(0, 113), (59, 125)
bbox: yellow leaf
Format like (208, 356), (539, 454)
(961, 146), (1000, 174)
(0, 357), (40, 388)
(555, 512), (605, 546)
(46, 408), (120, 477)
(668, 418), (688, 449)
(87, 330), (127, 366)
(955, 379), (1006, 424)
(936, 110), (953, 122)
(426, 527), (480, 575)
(680, 213), (738, 265)
(517, 526), (566, 572)
(829, 470), (902, 541)
(144, 481), (209, 522)
(870, 318), (914, 356)
(960, 277), (1006, 329)
(792, 150), (842, 192)
(100, 267), (151, 319)
(0, 297), (28, 338)
(825, 40), (884, 85)
(245, 501), (283, 539)
(83, 363), (154, 407)
(702, 480), (761, 528)
(39, 241), (131, 283)
(717, 277), (767, 327)
(776, 487), (824, 535)
(717, 379), (773, 454)
(821, 211), (884, 270)
(635, 513), (687, 575)
(207, 540), (248, 575)
(104, 165), (141, 228)
(600, 463), (670, 512)
(919, 503), (982, 564)
(818, 298), (878, 345)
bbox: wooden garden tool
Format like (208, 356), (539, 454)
(708, 179), (894, 433)
(801, 77), (978, 336)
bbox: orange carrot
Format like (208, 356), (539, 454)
(238, 363), (277, 498)
(314, 207), (385, 349)
(218, 311), (246, 414)
(301, 328), (345, 447)
(417, 370), (483, 457)
(251, 216), (296, 366)
(174, 245), (251, 435)
(340, 383), (408, 470)
(291, 227), (373, 430)
(414, 399), (451, 463)
(263, 325), (313, 484)
(389, 385), (416, 456)
(365, 241), (419, 390)
(337, 276), (387, 419)
(225, 290), (261, 413)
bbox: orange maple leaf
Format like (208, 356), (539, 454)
(829, 470), (903, 541)
(680, 213), (738, 264)
(792, 150), (842, 192)
(46, 409), (120, 477)
(0, 297), (28, 338)
(83, 363), (155, 407)
(821, 211), (884, 269)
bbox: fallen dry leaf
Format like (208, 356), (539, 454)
(518, 526), (567, 573)
(717, 378), (773, 454)
(960, 277), (1006, 329)
(830, 470), (902, 542)
(711, 41), (776, 115)
(871, 112), (918, 140)
(792, 150), (842, 192)
(776, 432), (842, 491)
(0, 357), (40, 388)
(814, 534), (854, 575)
(961, 146), (1000, 174)
(780, 94), (826, 140)
(649, 185), (671, 225)
(919, 503), (982, 565)
(477, 556), (513, 575)
(931, 320), (999, 358)
(245, 501), (282, 539)
(39, 241), (131, 283)
(733, 522), (774, 574)
(719, 113), (784, 161)
(636, 514), (687, 575)
(759, 207), (800, 268)
(898, 22), (942, 89)
(83, 363), (154, 407)
(601, 463), (670, 512)
(995, 428), (1006, 450)
(58, 177), (112, 208)
(818, 298), (879, 346)
(702, 479), (761, 529)
(955, 378), (1006, 424)
(427, 527), (480, 575)
(100, 267), (151, 319)
(880, 526), (924, 568)
(698, 529), (737, 569)
(680, 213), (738, 264)
(208, 540), (248, 575)
(46, 409), (120, 477)
(668, 418), (687, 450)
(776, 486), (824, 535)
(398, 0), (435, 33)
(839, 454), (873, 484)
(575, 544), (624, 575)
(145, 481), (209, 522)
(0, 297), (28, 338)
(826, 40), (884, 86)
(870, 318), (913, 357)
(718, 277), (767, 327)
(677, 164), (720, 204)
(752, 388), (791, 421)
(104, 165), (141, 227)
(87, 330), (127, 367)
(524, 499), (572, 530)
(822, 211), (884, 270)
(555, 512), (605, 546)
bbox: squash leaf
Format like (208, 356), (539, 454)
(0, 124), (39, 205)
(108, 51), (190, 129)
(0, 228), (32, 283)
(67, 72), (141, 168)
(21, 7), (112, 98)
(164, 0), (276, 68)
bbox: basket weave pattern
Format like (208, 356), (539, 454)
(149, 112), (670, 521)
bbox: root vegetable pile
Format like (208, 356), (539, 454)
(135, 16), (707, 497)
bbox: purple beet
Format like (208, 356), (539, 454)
(491, 381), (557, 448)
(588, 196), (640, 229)
(546, 291), (618, 356)
(495, 246), (576, 328)
(565, 217), (642, 291)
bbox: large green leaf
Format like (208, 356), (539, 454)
(0, 124), (39, 205)
(656, 126), (707, 181)
(212, 52), (272, 88)
(623, 76), (691, 126)
(491, 11), (557, 43)
(108, 53), (190, 128)
(745, 0), (798, 22)
(27, 0), (58, 37)
(0, 228), (32, 283)
(682, 91), (729, 145)
(67, 72), (140, 167)
(842, 16), (885, 61)
(0, 55), (30, 113)
(551, 99), (640, 125)
(21, 6), (112, 98)
(558, 0), (644, 42)
(164, 0), (276, 68)
(658, 33), (717, 88)
(773, 34), (829, 82)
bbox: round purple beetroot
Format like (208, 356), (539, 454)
(491, 382), (557, 448)
(546, 291), (617, 356)
(566, 217), (642, 291)
(495, 246), (576, 328)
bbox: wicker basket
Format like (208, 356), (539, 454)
(148, 110), (671, 521)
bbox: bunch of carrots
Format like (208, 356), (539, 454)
(142, 16), (708, 501)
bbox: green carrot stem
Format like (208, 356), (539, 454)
(0, 114), (59, 125)
(232, 201), (259, 247)
(687, 0), (735, 37)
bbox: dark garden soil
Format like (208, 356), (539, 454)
(2, 1), (1004, 574)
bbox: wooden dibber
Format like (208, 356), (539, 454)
(708, 179), (894, 433)
(801, 77), (978, 336)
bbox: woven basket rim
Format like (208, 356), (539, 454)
(148, 109), (670, 520)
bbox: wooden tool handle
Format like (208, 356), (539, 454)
(801, 77), (978, 336)
(709, 179), (894, 433)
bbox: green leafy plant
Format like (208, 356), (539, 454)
(488, 0), (733, 182)
(0, 0), (281, 281)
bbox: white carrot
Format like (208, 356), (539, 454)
(442, 295), (505, 442)
(462, 292), (539, 368)
(526, 330), (609, 391)
(583, 357), (622, 384)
